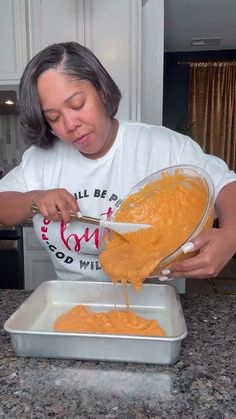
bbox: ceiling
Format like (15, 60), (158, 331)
(164, 0), (236, 52)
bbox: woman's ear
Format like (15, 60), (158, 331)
(99, 90), (105, 103)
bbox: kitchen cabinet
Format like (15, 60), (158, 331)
(27, 0), (85, 57)
(0, 0), (27, 85)
(27, 0), (142, 120)
(0, 0), (164, 123)
(83, 0), (142, 120)
(23, 226), (55, 290)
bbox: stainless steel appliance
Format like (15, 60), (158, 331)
(0, 226), (24, 289)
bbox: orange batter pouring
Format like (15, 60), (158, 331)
(54, 169), (212, 337)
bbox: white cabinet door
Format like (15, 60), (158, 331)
(84, 0), (142, 121)
(23, 227), (55, 290)
(27, 0), (143, 121)
(0, 0), (27, 84)
(27, 0), (85, 57)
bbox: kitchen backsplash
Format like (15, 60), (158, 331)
(0, 114), (28, 178)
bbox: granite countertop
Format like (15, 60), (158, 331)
(0, 290), (235, 419)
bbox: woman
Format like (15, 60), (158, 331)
(0, 41), (235, 282)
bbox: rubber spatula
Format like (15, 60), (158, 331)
(31, 205), (151, 235)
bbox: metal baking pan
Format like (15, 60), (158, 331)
(4, 280), (187, 364)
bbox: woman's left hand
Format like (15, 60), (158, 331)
(165, 227), (236, 279)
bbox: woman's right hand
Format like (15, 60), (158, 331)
(32, 188), (80, 224)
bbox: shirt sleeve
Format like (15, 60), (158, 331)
(0, 164), (28, 192)
(0, 146), (44, 192)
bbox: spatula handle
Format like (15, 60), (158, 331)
(30, 205), (100, 226)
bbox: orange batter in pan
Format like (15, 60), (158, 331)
(54, 304), (165, 336)
(99, 170), (213, 290)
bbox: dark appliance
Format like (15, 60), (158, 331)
(0, 226), (24, 289)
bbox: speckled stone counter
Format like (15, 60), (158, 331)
(0, 290), (235, 419)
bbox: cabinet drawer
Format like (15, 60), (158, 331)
(23, 227), (44, 251)
(23, 226), (55, 290)
(24, 253), (55, 290)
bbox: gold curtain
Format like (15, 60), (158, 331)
(188, 61), (236, 171)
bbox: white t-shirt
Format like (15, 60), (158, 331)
(0, 120), (235, 281)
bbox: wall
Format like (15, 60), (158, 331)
(163, 49), (236, 131)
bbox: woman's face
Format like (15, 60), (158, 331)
(37, 70), (118, 159)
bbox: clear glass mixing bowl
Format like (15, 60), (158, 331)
(100, 164), (215, 278)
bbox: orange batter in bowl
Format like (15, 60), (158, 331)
(99, 169), (214, 290)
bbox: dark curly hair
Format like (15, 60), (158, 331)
(19, 42), (122, 148)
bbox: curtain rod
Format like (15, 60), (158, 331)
(177, 60), (236, 65)
(177, 61), (208, 65)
